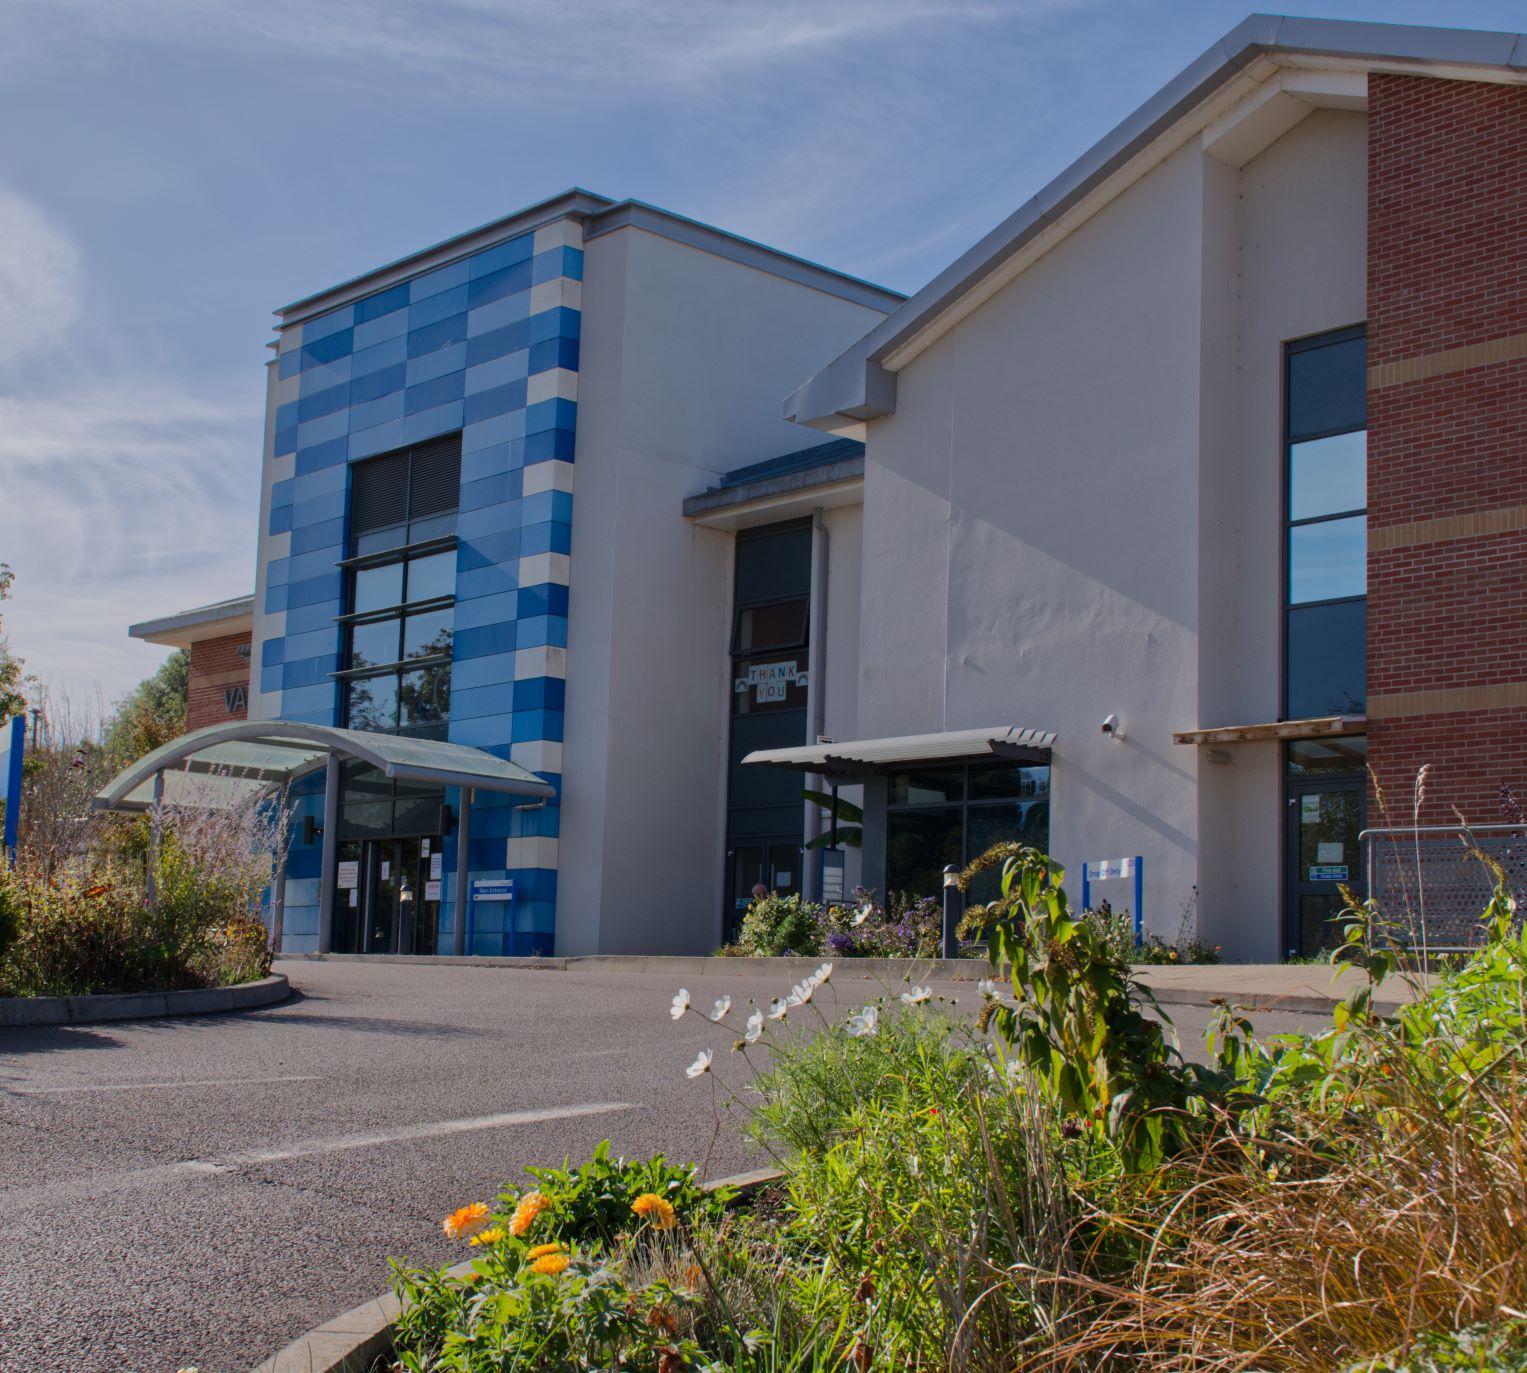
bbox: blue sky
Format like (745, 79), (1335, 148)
(2, 0), (1524, 714)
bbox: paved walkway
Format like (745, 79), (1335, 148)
(0, 959), (1337, 1373)
(1138, 961), (1433, 1013)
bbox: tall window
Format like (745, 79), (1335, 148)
(1285, 327), (1366, 719)
(337, 436), (461, 739)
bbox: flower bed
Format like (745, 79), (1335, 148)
(386, 844), (1527, 1372)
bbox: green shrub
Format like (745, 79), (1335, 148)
(735, 893), (823, 957)
(500, 1140), (730, 1251)
(0, 867), (152, 996)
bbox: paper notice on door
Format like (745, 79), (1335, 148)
(336, 861), (359, 890)
(421, 838), (430, 857)
(775, 872), (792, 887)
(381, 861), (391, 880)
(348, 888), (359, 908)
(1316, 841), (1344, 863)
(425, 880), (441, 901)
(430, 852), (443, 880)
(1301, 795), (1321, 824)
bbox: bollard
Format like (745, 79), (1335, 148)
(942, 864), (960, 960)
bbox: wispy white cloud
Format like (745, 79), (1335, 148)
(0, 186), (82, 366)
(0, 373), (262, 709)
(4, 0), (1015, 98)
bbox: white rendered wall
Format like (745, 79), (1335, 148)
(1196, 109), (1368, 958)
(558, 228), (892, 953)
(856, 107), (1367, 953)
(860, 140), (1208, 940)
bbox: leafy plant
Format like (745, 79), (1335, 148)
(964, 843), (1246, 1171)
(504, 1140), (731, 1251)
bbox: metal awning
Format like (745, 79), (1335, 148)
(92, 720), (556, 813)
(1173, 715), (1366, 746)
(743, 725), (1055, 779)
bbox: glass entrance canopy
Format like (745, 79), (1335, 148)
(92, 720), (555, 813)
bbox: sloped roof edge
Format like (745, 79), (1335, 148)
(784, 14), (1527, 429)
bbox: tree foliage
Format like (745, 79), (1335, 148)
(0, 563), (27, 724)
(103, 649), (189, 767)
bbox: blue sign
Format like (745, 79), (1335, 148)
(1080, 853), (1145, 945)
(1308, 865), (1349, 882)
(472, 878), (516, 903)
(1, 715), (24, 865)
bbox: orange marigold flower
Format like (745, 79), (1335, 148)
(508, 1190), (551, 1236)
(467, 1226), (504, 1247)
(83, 884), (108, 899)
(530, 1251), (570, 1276)
(631, 1192), (678, 1230)
(525, 1242), (562, 1260)
(442, 1202), (491, 1240)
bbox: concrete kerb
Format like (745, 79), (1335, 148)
(0, 974), (290, 1028)
(248, 1167), (785, 1373)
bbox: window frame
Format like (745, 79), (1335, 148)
(1282, 325), (1367, 720)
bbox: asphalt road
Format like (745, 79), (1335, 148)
(0, 960), (1333, 1373)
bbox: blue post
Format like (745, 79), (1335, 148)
(2, 715), (24, 866)
(1080, 863), (1091, 914)
(1133, 855), (1144, 946)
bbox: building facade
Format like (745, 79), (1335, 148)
(244, 191), (900, 955)
(781, 17), (1527, 960)
(125, 16), (1525, 963)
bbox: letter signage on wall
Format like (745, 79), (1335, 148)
(733, 660), (809, 704)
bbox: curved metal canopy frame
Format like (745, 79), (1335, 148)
(92, 718), (555, 813)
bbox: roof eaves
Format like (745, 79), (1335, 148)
(128, 595), (256, 644)
(784, 14), (1527, 429)
(584, 200), (906, 312)
(277, 188), (616, 323)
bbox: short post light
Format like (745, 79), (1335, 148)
(942, 863), (960, 961)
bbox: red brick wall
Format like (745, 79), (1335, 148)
(187, 632), (252, 731)
(1366, 73), (1527, 827)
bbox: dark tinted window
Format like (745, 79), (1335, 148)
(734, 524), (812, 603)
(1287, 333), (1366, 440)
(1287, 601), (1366, 718)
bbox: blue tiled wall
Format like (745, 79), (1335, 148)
(263, 222), (581, 956)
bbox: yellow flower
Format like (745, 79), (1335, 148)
(442, 1202), (491, 1240)
(526, 1242), (562, 1260)
(631, 1192), (678, 1230)
(509, 1190), (551, 1236)
(467, 1226), (504, 1247)
(530, 1251), (570, 1276)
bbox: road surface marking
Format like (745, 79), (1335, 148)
(174, 1100), (639, 1174)
(6, 1075), (325, 1095)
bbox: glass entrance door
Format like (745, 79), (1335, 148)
(333, 835), (441, 954)
(1285, 777), (1364, 958)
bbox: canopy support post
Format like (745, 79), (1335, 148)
(453, 787), (474, 957)
(146, 769), (165, 907)
(271, 783), (290, 954)
(317, 752), (340, 954)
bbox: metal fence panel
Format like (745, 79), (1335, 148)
(1364, 826), (1527, 950)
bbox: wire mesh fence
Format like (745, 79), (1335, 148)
(1364, 825), (1527, 950)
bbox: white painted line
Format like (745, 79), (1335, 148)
(174, 1101), (639, 1175)
(8, 1075), (325, 1095)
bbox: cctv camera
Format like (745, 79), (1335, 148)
(1100, 713), (1121, 737)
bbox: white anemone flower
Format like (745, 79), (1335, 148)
(900, 985), (932, 1006)
(788, 980), (815, 1007)
(977, 978), (999, 1002)
(851, 903), (873, 927)
(813, 961), (834, 987)
(709, 995), (732, 1022)
(670, 989), (691, 1020)
(767, 997), (789, 1021)
(744, 1009), (764, 1043)
(846, 1005), (879, 1038)
(686, 1049), (713, 1079)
